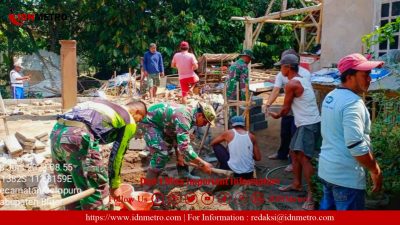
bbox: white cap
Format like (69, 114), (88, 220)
(13, 58), (24, 69)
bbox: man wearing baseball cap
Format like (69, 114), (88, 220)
(210, 115), (261, 192)
(172, 41), (199, 104)
(211, 116), (261, 178)
(269, 53), (321, 210)
(9, 60), (31, 99)
(318, 53), (384, 210)
(266, 49), (312, 173)
(225, 49), (254, 117)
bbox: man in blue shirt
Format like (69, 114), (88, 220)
(143, 43), (164, 102)
(318, 53), (384, 210)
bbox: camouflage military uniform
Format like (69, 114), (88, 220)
(225, 58), (249, 117)
(139, 102), (198, 172)
(50, 99), (137, 210)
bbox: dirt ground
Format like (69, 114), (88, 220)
(0, 93), (304, 210)
(115, 92), (307, 211)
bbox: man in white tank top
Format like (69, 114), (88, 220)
(269, 54), (321, 210)
(210, 116), (261, 192)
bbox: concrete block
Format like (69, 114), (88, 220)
(33, 148), (46, 154)
(34, 140), (46, 149)
(4, 135), (23, 158)
(139, 150), (150, 158)
(15, 131), (36, 143)
(35, 132), (48, 140)
(250, 120), (268, 132)
(251, 96), (264, 107)
(250, 113), (265, 124)
(240, 105), (262, 115)
(129, 138), (146, 150)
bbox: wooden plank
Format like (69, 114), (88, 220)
(4, 135), (23, 158)
(15, 131), (36, 143)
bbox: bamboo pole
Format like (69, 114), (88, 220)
(252, 0), (276, 45)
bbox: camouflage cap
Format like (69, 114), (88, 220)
(239, 49), (255, 60)
(198, 102), (216, 126)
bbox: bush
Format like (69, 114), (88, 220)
(370, 94), (400, 195)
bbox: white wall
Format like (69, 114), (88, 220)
(320, 0), (376, 68)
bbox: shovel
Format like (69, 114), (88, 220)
(33, 188), (95, 210)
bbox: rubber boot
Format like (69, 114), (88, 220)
(177, 165), (200, 180)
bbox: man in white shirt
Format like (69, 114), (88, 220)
(211, 116), (261, 192)
(269, 54), (321, 210)
(266, 49), (311, 173)
(9, 61), (30, 99)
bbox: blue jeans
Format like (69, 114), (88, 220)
(319, 178), (366, 210)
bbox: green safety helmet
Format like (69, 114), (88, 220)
(198, 102), (216, 126)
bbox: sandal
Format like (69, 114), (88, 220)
(284, 164), (293, 172)
(268, 153), (279, 160)
(302, 200), (315, 210)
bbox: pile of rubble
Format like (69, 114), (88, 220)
(6, 100), (61, 116)
(2, 131), (49, 158)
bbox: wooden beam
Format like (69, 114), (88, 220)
(316, 0), (324, 44)
(294, 29), (300, 45)
(263, 19), (305, 24)
(282, 0), (288, 11)
(250, 4), (322, 24)
(252, 0), (276, 45)
(300, 27), (306, 53)
(306, 36), (316, 51)
(244, 22), (253, 49)
(231, 16), (249, 21)
(300, 0), (319, 27)
(296, 23), (317, 28)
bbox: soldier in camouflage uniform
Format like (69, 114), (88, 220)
(225, 49), (254, 117)
(50, 99), (147, 210)
(140, 102), (216, 192)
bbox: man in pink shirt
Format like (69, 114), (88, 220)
(171, 41), (199, 104)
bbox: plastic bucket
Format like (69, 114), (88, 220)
(130, 191), (154, 210)
(114, 183), (134, 210)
